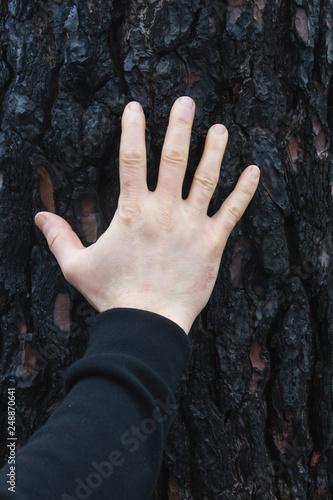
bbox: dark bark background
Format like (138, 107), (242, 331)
(0, 0), (332, 498)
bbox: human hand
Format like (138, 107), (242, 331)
(35, 97), (260, 333)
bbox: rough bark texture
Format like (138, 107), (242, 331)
(0, 0), (332, 498)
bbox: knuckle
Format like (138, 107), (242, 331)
(121, 148), (145, 168)
(174, 115), (191, 127)
(47, 228), (60, 253)
(225, 203), (242, 226)
(238, 183), (253, 199)
(162, 149), (187, 169)
(118, 200), (142, 227)
(208, 141), (223, 154)
(222, 218), (235, 235)
(193, 171), (218, 192)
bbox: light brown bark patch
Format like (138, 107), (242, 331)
(273, 433), (286, 454)
(16, 343), (37, 381)
(18, 322), (27, 342)
(320, 247), (330, 270)
(249, 342), (266, 371)
(283, 412), (293, 441)
(189, 69), (202, 85)
(312, 115), (326, 155)
(23, 343), (36, 373)
(249, 371), (262, 394)
(288, 136), (303, 172)
(37, 166), (55, 213)
(227, 0), (247, 24)
(168, 478), (181, 499)
(54, 292), (71, 332)
(230, 248), (243, 288)
(47, 398), (64, 414)
(295, 7), (309, 44)
(80, 198), (98, 244)
(311, 451), (321, 467)
(253, 0), (266, 30)
(230, 237), (249, 288)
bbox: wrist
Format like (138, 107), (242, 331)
(100, 297), (193, 334)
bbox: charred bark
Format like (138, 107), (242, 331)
(0, 0), (332, 498)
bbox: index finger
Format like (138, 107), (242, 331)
(211, 165), (260, 250)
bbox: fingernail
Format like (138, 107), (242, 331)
(250, 166), (260, 179)
(179, 96), (194, 109)
(213, 124), (227, 135)
(128, 101), (141, 112)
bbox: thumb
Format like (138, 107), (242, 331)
(35, 212), (84, 280)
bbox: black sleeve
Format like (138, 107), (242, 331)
(0, 308), (191, 500)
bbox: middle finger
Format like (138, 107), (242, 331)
(156, 97), (195, 200)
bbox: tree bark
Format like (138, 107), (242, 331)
(0, 0), (332, 498)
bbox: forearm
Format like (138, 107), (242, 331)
(0, 309), (191, 500)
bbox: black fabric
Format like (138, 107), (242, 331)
(0, 308), (191, 499)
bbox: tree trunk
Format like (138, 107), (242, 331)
(0, 0), (332, 498)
